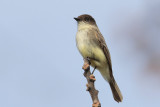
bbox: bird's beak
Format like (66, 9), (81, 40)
(74, 17), (80, 21)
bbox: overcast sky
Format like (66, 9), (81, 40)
(0, 0), (160, 107)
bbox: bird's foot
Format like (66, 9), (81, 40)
(89, 74), (96, 82)
(82, 57), (91, 70)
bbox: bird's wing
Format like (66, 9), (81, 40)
(94, 29), (113, 74)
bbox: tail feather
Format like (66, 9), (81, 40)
(109, 78), (123, 102)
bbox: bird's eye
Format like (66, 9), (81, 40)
(85, 17), (89, 22)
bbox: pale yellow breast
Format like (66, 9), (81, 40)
(76, 29), (106, 68)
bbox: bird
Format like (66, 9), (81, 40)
(74, 14), (123, 102)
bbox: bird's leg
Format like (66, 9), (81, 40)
(82, 57), (91, 70)
(86, 57), (91, 62)
(92, 66), (97, 74)
(89, 66), (96, 81)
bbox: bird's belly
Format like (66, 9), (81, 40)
(76, 29), (107, 68)
(77, 42), (106, 68)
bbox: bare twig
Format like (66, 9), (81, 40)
(82, 58), (101, 107)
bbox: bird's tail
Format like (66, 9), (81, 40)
(109, 77), (123, 102)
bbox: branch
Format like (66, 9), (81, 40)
(82, 58), (101, 107)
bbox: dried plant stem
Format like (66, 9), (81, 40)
(82, 58), (101, 107)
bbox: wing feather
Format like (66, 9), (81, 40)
(94, 29), (113, 75)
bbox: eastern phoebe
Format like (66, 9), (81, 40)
(74, 14), (123, 102)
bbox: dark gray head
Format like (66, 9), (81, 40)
(74, 14), (96, 25)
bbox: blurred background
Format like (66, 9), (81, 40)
(0, 0), (160, 107)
